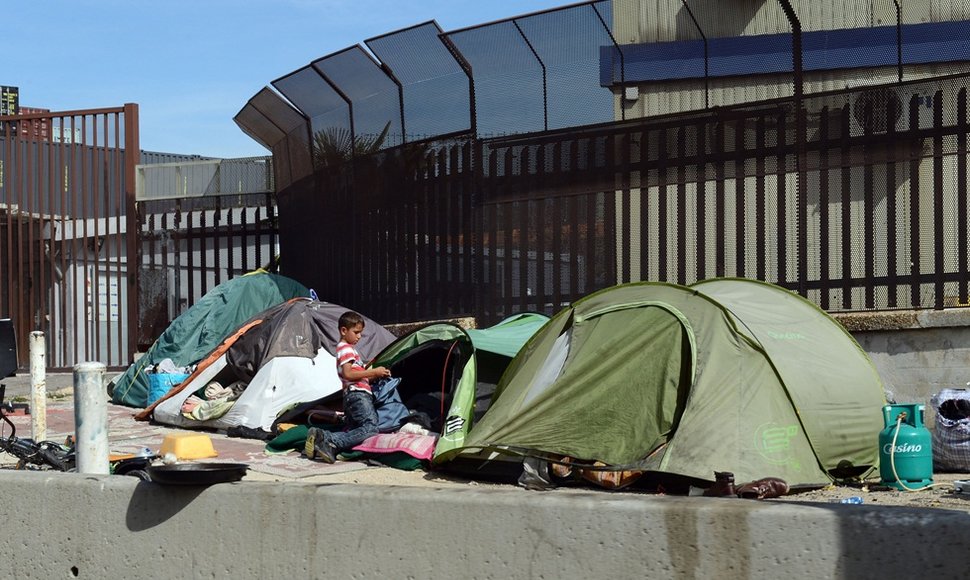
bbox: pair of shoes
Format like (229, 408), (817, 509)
(736, 477), (789, 499)
(304, 427), (337, 464)
(702, 471), (737, 497)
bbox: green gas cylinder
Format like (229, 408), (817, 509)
(879, 403), (933, 490)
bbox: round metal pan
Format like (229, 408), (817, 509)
(147, 462), (248, 485)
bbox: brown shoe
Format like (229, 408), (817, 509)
(736, 477), (789, 499)
(550, 456), (574, 479)
(702, 471), (737, 497)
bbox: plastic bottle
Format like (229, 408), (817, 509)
(839, 496), (864, 504)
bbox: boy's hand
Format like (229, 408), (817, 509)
(373, 366), (392, 378)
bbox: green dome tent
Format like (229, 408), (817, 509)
(353, 313), (550, 458)
(440, 279), (886, 488)
(111, 271), (310, 408)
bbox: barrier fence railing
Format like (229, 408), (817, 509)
(279, 73), (970, 325)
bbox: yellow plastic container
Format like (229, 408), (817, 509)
(159, 433), (218, 460)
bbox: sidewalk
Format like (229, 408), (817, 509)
(0, 373), (373, 482)
(6, 373), (970, 509)
(0, 371), (75, 399)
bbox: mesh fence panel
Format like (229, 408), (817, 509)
(233, 104), (283, 150)
(273, 66), (351, 168)
(247, 0), (970, 321)
(237, 87), (311, 187)
(312, 47), (404, 148)
(249, 87), (305, 137)
(514, 1), (617, 129)
(366, 22), (471, 140)
(446, 21), (546, 137)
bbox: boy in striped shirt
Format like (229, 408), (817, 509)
(305, 311), (391, 463)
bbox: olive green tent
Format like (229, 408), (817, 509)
(440, 279), (886, 487)
(111, 271), (310, 408)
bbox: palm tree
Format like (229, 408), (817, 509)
(312, 121), (391, 169)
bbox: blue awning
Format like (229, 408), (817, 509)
(600, 20), (970, 86)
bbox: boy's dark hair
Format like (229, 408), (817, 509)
(338, 310), (365, 330)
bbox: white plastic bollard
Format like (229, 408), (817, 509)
(29, 331), (46, 442)
(73, 362), (109, 474)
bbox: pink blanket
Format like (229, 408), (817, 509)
(353, 432), (438, 460)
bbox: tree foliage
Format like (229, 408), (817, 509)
(312, 121), (391, 169)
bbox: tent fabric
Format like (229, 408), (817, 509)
(443, 279), (886, 487)
(691, 278), (886, 474)
(353, 315), (547, 461)
(471, 305), (688, 465)
(368, 323), (476, 458)
(465, 313), (549, 358)
(112, 271), (310, 408)
(139, 298), (396, 432)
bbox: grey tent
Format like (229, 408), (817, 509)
(137, 298), (396, 433)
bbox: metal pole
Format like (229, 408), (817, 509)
(513, 19), (548, 132)
(893, 0), (903, 83)
(124, 103), (140, 367)
(73, 361), (108, 474)
(29, 331), (46, 442)
(680, 0), (709, 109)
(777, 0), (807, 295)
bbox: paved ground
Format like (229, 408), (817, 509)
(0, 371), (75, 399)
(4, 372), (970, 512)
(15, 400), (372, 479)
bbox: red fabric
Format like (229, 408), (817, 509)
(336, 341), (370, 393)
(352, 433), (438, 460)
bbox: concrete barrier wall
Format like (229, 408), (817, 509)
(835, 309), (970, 426)
(1, 471), (968, 579)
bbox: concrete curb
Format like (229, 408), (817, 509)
(1, 470), (968, 578)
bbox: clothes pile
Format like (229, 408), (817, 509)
(181, 380), (247, 421)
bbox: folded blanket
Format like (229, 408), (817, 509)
(352, 432), (438, 461)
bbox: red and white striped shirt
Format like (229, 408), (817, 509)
(336, 341), (370, 393)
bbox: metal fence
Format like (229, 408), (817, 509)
(275, 71), (970, 325)
(133, 157), (279, 351)
(0, 101), (279, 371)
(0, 104), (139, 370)
(237, 1), (970, 178)
(236, 0), (970, 325)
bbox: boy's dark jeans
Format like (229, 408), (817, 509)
(327, 389), (379, 452)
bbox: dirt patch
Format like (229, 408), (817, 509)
(777, 471), (970, 511)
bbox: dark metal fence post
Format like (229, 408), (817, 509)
(124, 103), (140, 364)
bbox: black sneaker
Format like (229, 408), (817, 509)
(304, 427), (336, 464)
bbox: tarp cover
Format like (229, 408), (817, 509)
(465, 313), (549, 358)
